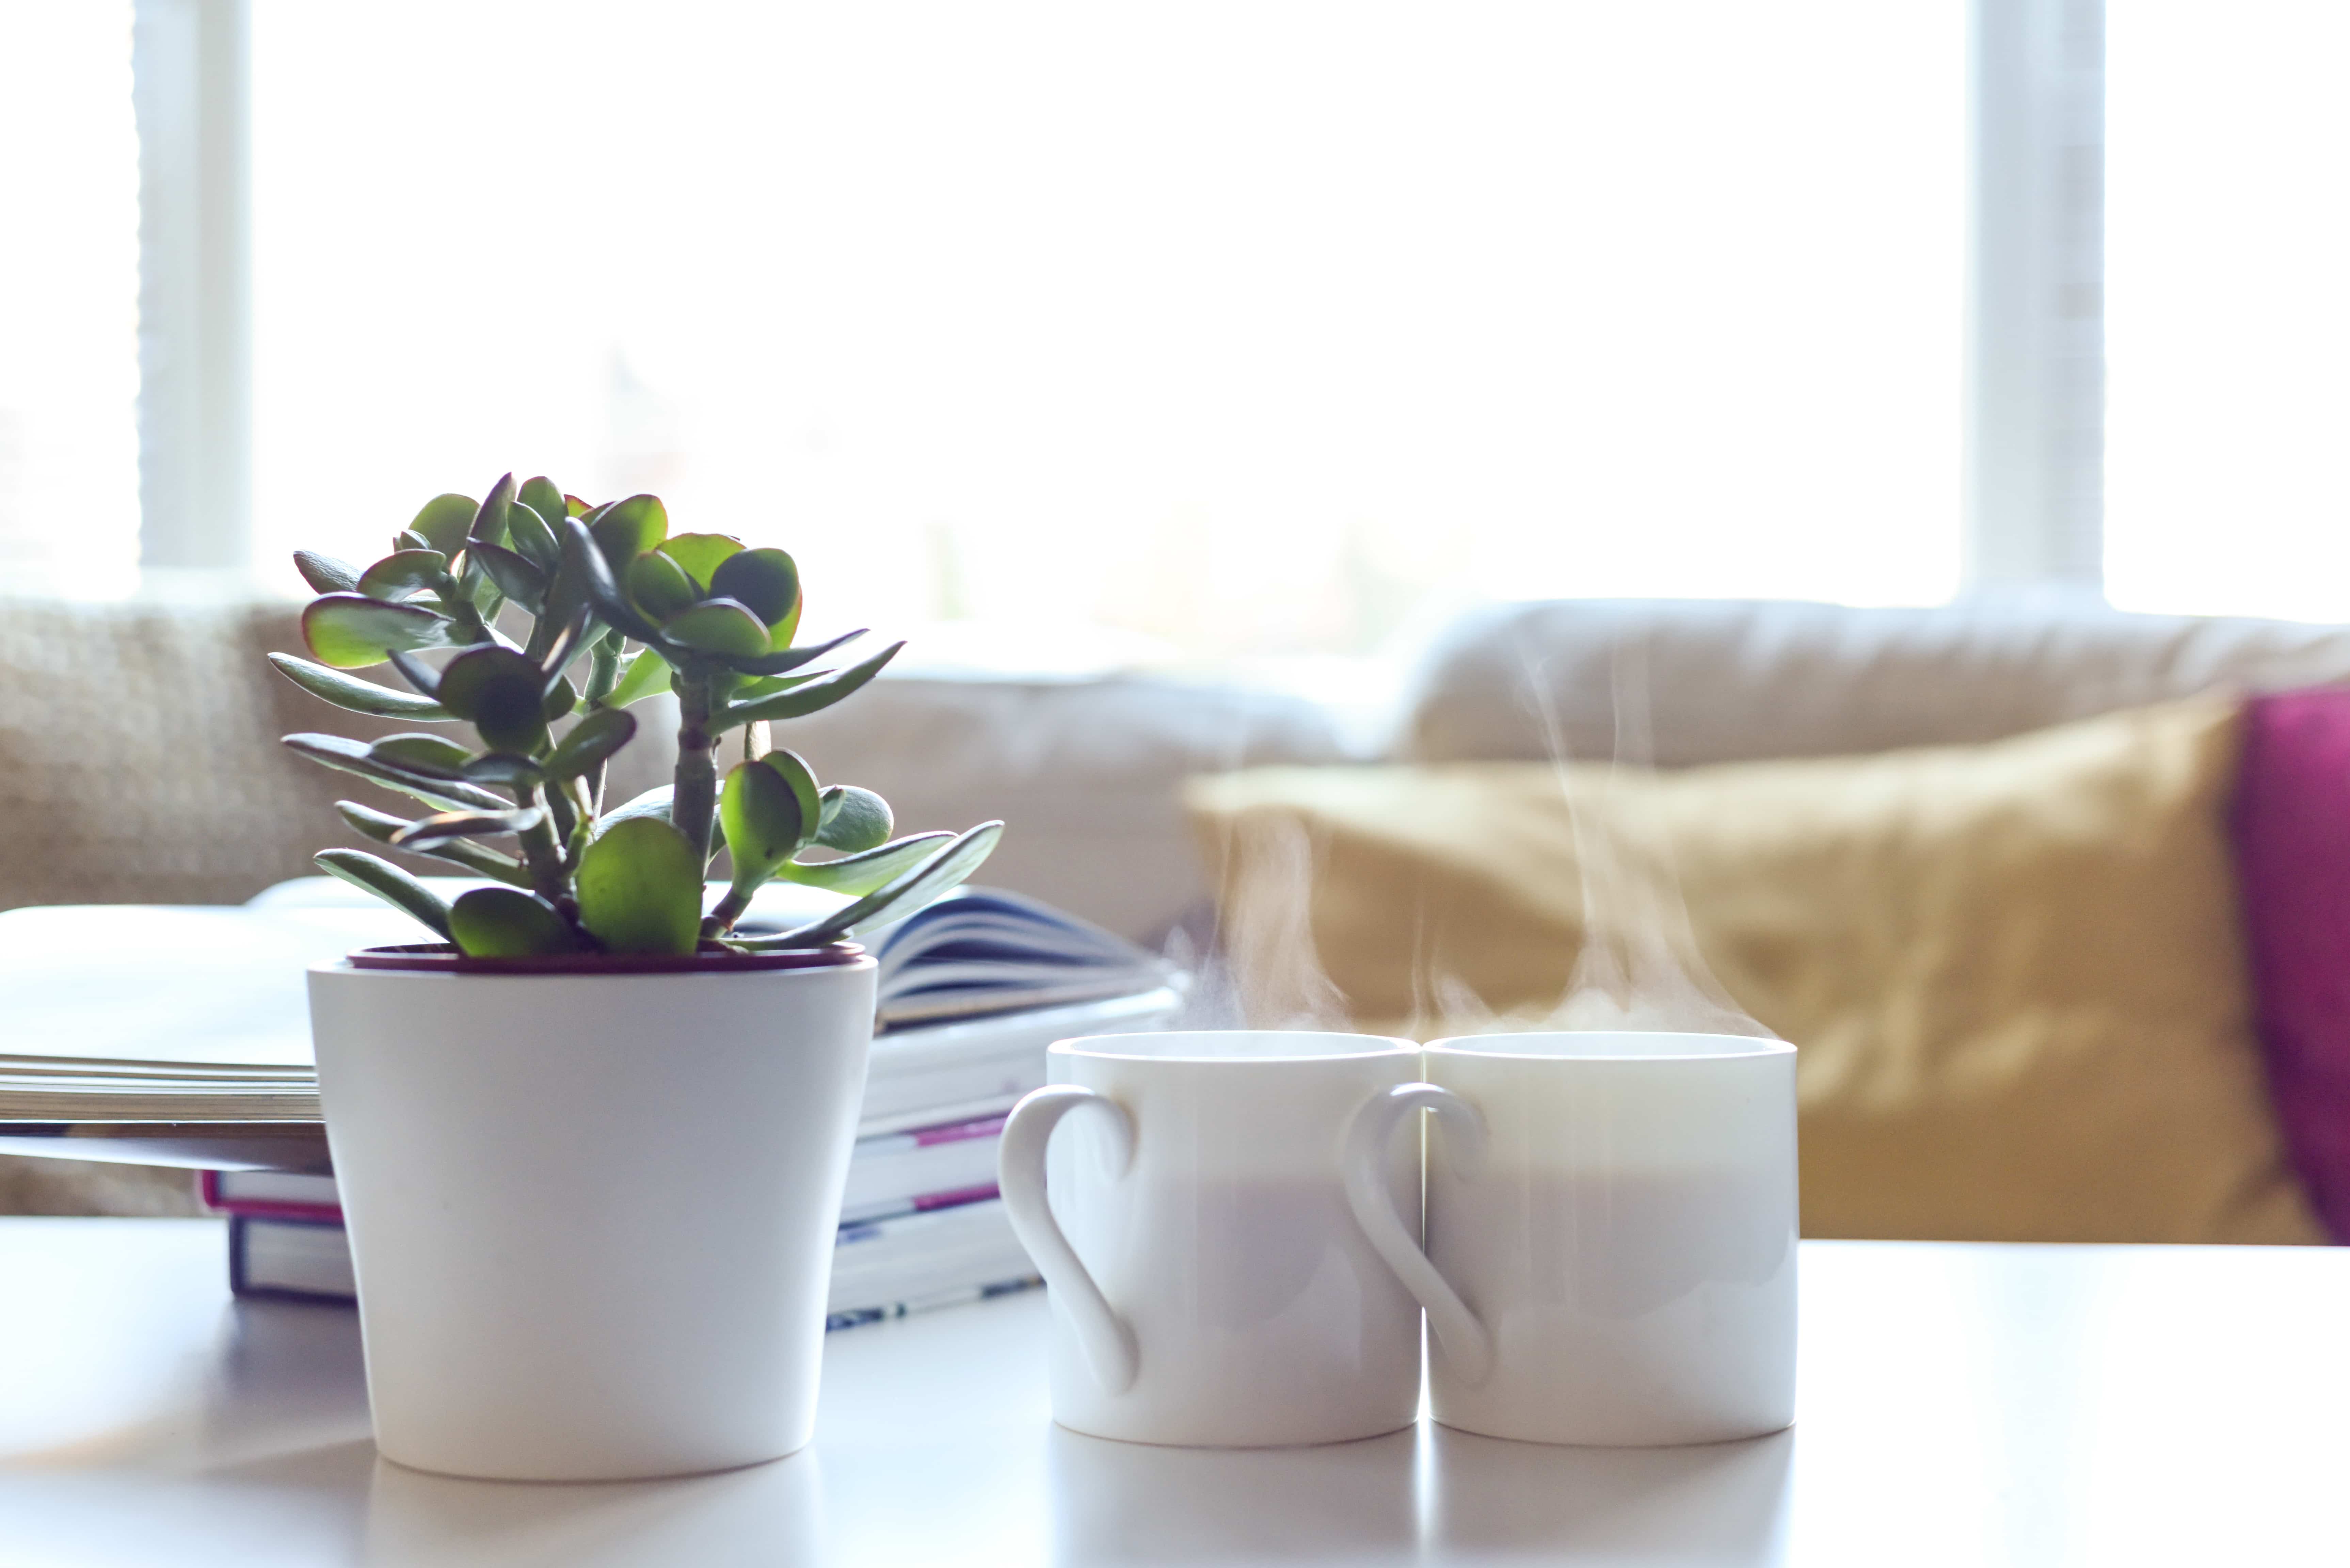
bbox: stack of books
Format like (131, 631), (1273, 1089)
(0, 879), (1183, 1327)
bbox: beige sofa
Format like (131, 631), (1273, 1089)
(7, 593), (2350, 1215)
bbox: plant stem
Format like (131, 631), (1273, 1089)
(673, 669), (719, 864)
(704, 884), (751, 935)
(515, 782), (576, 918)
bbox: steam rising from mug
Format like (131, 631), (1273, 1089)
(1185, 624), (1774, 1040)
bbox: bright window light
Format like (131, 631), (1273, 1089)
(0, 4), (142, 596)
(252, 3), (1963, 656)
(2106, 3), (2350, 621)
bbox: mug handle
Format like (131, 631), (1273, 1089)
(1342, 1082), (1494, 1386)
(998, 1085), (1141, 1394)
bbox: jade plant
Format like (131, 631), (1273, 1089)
(269, 473), (1000, 957)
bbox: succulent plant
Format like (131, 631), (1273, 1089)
(271, 473), (1001, 957)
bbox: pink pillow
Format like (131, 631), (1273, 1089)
(2232, 688), (2350, 1243)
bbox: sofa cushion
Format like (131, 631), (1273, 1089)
(1187, 697), (2325, 1245)
(2232, 686), (2350, 1242)
(1407, 598), (2350, 767)
(784, 674), (1345, 941)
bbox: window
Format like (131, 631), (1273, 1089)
(0, 4), (142, 595)
(2104, 2), (2350, 621)
(244, 3), (1965, 657)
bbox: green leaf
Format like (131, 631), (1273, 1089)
(576, 817), (703, 954)
(720, 758), (805, 893)
(563, 493), (591, 517)
(595, 784), (673, 836)
(284, 733), (510, 812)
(268, 652), (451, 720)
(471, 543), (548, 612)
(314, 848), (454, 941)
(657, 532), (745, 591)
(604, 646), (673, 708)
(748, 821), (1002, 948)
(723, 640), (903, 724)
(467, 473), (515, 546)
(542, 672), (579, 722)
(459, 753), (543, 787)
(562, 514), (666, 644)
(516, 478), (566, 540)
(370, 733), (475, 779)
(709, 548), (798, 627)
(779, 829), (950, 896)
(662, 599), (770, 658)
(355, 549), (448, 602)
(544, 707), (637, 780)
(437, 645), (551, 754)
(294, 550), (362, 595)
(814, 784), (893, 853)
(389, 805), (545, 849)
(302, 594), (463, 669)
(722, 628), (866, 677)
(505, 500), (561, 573)
(408, 493), (479, 556)
(763, 748), (822, 845)
(626, 550), (701, 621)
(590, 494), (668, 571)
(449, 886), (587, 957)
(334, 801), (531, 886)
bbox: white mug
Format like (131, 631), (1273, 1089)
(998, 1030), (1423, 1447)
(1346, 1031), (1799, 1446)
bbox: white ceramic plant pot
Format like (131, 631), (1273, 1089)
(307, 949), (877, 1482)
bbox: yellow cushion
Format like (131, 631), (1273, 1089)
(1186, 697), (2325, 1244)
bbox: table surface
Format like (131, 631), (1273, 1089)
(0, 1221), (2343, 1567)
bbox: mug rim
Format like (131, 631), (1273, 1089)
(1424, 1029), (1794, 1062)
(1051, 1029), (1420, 1065)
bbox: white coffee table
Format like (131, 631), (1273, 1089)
(0, 1219), (2341, 1566)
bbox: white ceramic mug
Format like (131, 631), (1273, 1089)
(998, 1030), (1423, 1448)
(1346, 1031), (1799, 1447)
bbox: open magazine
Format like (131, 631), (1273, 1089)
(739, 884), (1176, 1026)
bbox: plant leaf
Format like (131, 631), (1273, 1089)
(268, 652), (451, 720)
(294, 550), (362, 595)
(544, 706), (637, 780)
(467, 473), (515, 546)
(661, 599), (770, 658)
(763, 748), (822, 845)
(334, 801), (531, 886)
(595, 784), (673, 837)
(449, 886), (586, 957)
(748, 821), (1002, 948)
(723, 640), (903, 725)
(778, 830), (951, 895)
(589, 494), (668, 570)
(814, 783), (893, 853)
(408, 493), (479, 556)
(626, 550), (701, 621)
(515, 479), (566, 546)
(471, 543), (549, 612)
(459, 752), (543, 787)
(720, 758), (805, 893)
(657, 532), (745, 591)
(355, 549), (448, 602)
(283, 732), (510, 811)
(314, 848), (453, 941)
(709, 547), (797, 627)
(604, 646), (673, 708)
(720, 627), (865, 678)
(576, 817), (703, 954)
(369, 732), (475, 779)
(389, 805), (546, 849)
(436, 645), (551, 754)
(302, 594), (463, 669)
(562, 514), (666, 644)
